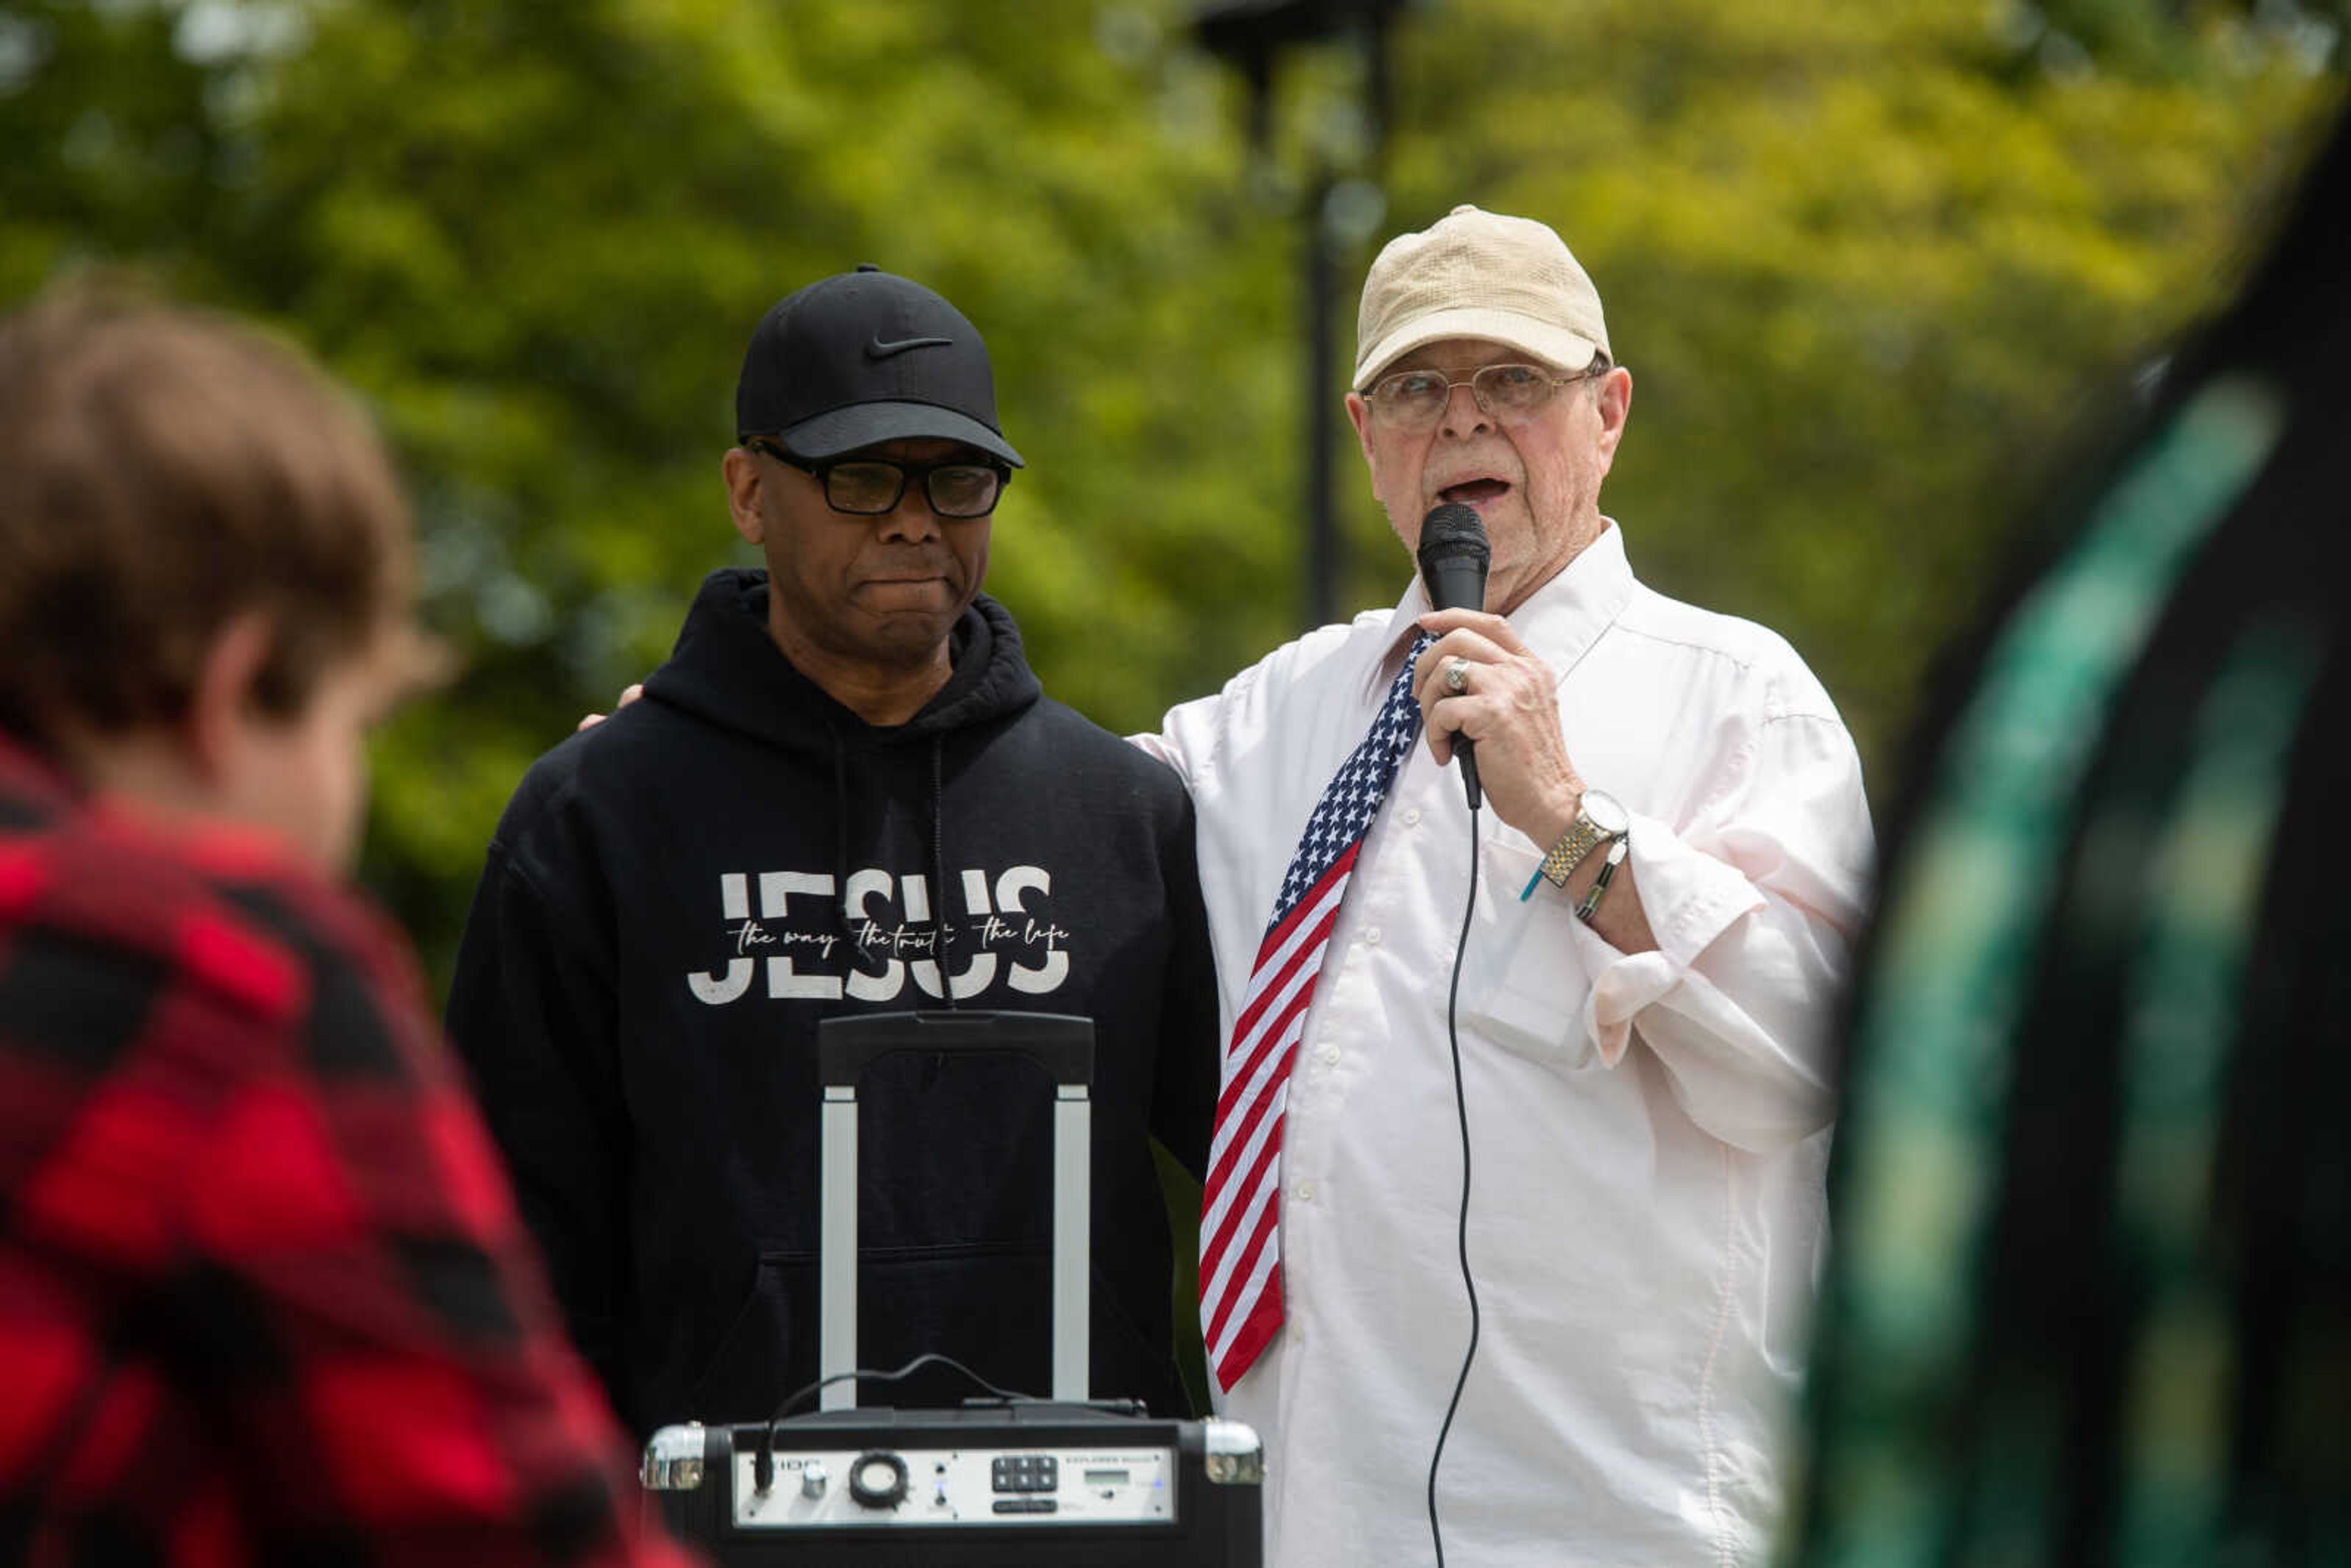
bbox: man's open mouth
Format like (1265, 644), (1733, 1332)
(1439, 478), (1511, 505)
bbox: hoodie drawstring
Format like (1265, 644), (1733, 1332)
(826, 719), (852, 969)
(929, 735), (956, 1012)
(826, 723), (957, 1012)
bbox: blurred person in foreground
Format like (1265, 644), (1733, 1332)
(1786, 113), (2351, 1566)
(0, 291), (689, 1567)
(446, 268), (1219, 1437)
(1136, 206), (1876, 1566)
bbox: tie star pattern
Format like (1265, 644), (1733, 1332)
(1275, 634), (1432, 919)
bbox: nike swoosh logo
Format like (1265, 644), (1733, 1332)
(866, 334), (953, 359)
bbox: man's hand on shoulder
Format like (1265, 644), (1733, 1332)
(576, 683), (644, 733)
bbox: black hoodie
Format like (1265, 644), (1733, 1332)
(446, 569), (1219, 1435)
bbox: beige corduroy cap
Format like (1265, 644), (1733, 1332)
(1352, 204), (1611, 391)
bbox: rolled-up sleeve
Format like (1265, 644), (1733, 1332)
(1562, 707), (1872, 1152)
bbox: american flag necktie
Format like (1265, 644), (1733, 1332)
(1199, 631), (1432, 1393)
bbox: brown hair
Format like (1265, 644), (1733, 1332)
(0, 285), (422, 745)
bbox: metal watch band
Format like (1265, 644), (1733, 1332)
(1539, 816), (1609, 889)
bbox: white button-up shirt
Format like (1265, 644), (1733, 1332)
(1139, 523), (1873, 1567)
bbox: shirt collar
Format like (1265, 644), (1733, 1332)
(1363, 517), (1638, 702)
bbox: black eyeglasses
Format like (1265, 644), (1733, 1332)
(744, 438), (1009, 519)
(1362, 362), (1607, 433)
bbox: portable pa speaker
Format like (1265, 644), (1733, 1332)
(640, 1011), (1263, 1566)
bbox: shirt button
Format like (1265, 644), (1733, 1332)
(1318, 1045), (1341, 1066)
(1401, 808), (1422, 827)
(1294, 1181), (1316, 1203)
(1363, 926), (1382, 946)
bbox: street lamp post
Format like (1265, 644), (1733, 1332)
(1191, 0), (1415, 629)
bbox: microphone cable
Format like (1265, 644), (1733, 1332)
(1426, 800), (1482, 1568)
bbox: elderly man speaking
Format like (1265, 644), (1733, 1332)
(1140, 206), (1875, 1566)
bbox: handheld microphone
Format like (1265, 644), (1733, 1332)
(1415, 503), (1489, 809)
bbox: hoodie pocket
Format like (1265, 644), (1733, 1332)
(680, 1253), (802, 1425)
(854, 1243), (1055, 1405)
(853, 1245), (1185, 1413)
(673, 1245), (1185, 1419)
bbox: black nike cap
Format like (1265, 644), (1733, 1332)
(733, 264), (1023, 468)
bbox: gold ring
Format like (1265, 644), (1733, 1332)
(1444, 657), (1471, 694)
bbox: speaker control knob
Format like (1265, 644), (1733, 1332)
(849, 1451), (909, 1510)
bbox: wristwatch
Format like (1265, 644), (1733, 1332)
(1535, 789), (1629, 891)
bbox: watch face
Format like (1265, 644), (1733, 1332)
(1583, 789), (1629, 836)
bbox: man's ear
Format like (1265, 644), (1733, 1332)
(183, 609), (277, 784)
(1593, 366), (1633, 470)
(1344, 391), (1376, 465)
(723, 446), (766, 546)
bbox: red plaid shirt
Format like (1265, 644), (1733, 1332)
(0, 736), (697, 1567)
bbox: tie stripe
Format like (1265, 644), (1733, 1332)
(1204, 856), (1352, 1176)
(1199, 882), (1341, 1307)
(1199, 634), (1430, 1394)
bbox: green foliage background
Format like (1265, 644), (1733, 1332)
(3, 0), (2339, 990)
